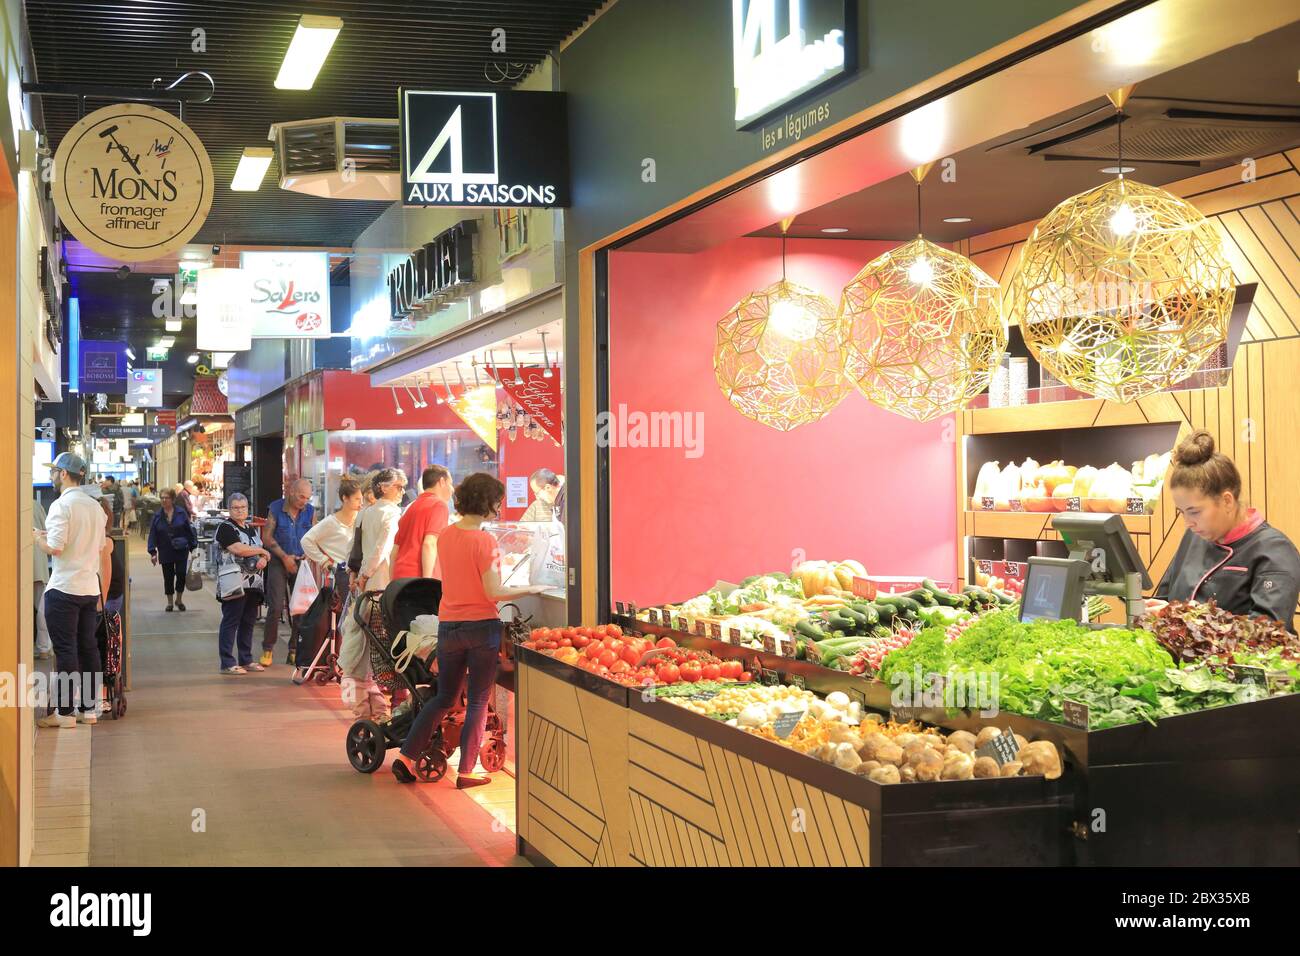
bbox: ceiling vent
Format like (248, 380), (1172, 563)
(991, 98), (1300, 167)
(268, 117), (400, 200)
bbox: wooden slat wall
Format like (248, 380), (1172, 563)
(956, 150), (1300, 602)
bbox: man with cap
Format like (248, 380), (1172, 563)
(33, 453), (107, 727)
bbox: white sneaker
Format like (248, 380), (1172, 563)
(77, 711), (98, 725)
(38, 713), (75, 729)
(221, 665), (247, 675)
(245, 662), (266, 672)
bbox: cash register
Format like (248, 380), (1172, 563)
(1020, 513), (1152, 627)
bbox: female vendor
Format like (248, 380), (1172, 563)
(1150, 430), (1300, 631)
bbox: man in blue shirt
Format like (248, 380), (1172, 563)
(261, 478), (316, 667)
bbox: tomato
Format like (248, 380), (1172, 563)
(620, 644), (642, 667)
(656, 663), (680, 684)
(656, 637), (676, 650)
(521, 640), (537, 650)
(722, 660), (743, 680)
(558, 638), (572, 648)
(679, 663), (702, 683)
(605, 623), (623, 638)
(585, 643), (604, 660)
(571, 633), (591, 649)
(609, 659), (631, 675)
(597, 649), (620, 669)
(701, 663), (721, 681)
(739, 671), (752, 682)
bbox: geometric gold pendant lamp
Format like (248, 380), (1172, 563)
(840, 164), (1007, 422)
(714, 219), (851, 431)
(1011, 86), (1235, 403)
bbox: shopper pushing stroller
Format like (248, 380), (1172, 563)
(390, 473), (546, 788)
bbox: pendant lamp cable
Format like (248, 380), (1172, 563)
(916, 179), (922, 237)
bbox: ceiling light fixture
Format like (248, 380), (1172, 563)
(275, 14), (343, 91)
(390, 386), (403, 416)
(439, 367), (453, 405)
(159, 336), (176, 348)
(1100, 165), (1135, 175)
(165, 319), (182, 332)
(820, 227), (849, 234)
(508, 342), (524, 385)
(186, 353), (199, 364)
(231, 147), (274, 191)
(540, 331), (554, 378)
(942, 217), (972, 224)
(125, 348), (136, 361)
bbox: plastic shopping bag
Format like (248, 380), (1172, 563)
(289, 562), (321, 617)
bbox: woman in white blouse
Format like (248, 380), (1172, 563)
(337, 468), (407, 720)
(297, 478), (363, 669)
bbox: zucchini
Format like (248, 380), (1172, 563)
(848, 602), (880, 626)
(870, 602), (897, 626)
(903, 588), (937, 607)
(795, 620), (828, 642)
(840, 607), (870, 628)
(877, 595), (924, 616)
(929, 589), (965, 608)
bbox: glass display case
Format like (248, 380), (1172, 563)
(482, 518), (567, 625)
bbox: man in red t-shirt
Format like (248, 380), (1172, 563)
(392, 465), (453, 579)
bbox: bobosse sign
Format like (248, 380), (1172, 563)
(52, 103), (215, 262)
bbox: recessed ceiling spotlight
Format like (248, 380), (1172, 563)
(943, 217), (972, 224)
(820, 227), (849, 234)
(1101, 165), (1135, 174)
(186, 353), (200, 364)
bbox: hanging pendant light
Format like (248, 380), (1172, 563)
(540, 331), (554, 378)
(438, 367), (453, 405)
(714, 217), (849, 432)
(840, 164), (1006, 422)
(390, 387), (403, 416)
(508, 343), (524, 384)
(1011, 86), (1234, 403)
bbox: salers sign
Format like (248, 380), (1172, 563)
(240, 251), (331, 338)
(733, 0), (854, 128)
(399, 89), (570, 208)
(387, 220), (477, 321)
(52, 103), (215, 262)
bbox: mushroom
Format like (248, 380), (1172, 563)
(899, 765), (918, 783)
(858, 734), (890, 762)
(1000, 760), (1023, 777)
(1019, 741), (1062, 780)
(833, 742), (863, 772)
(912, 749), (944, 782)
(975, 726), (1003, 748)
(868, 764), (901, 785)
(973, 756), (1000, 778)
(855, 759), (882, 776)
(894, 733), (919, 749)
(1013, 733), (1029, 751)
(946, 730), (978, 754)
(942, 751), (975, 780)
(874, 741), (905, 767)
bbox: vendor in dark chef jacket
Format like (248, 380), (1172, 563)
(1149, 430), (1300, 631)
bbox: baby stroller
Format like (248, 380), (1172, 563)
(344, 578), (508, 782)
(97, 607), (127, 719)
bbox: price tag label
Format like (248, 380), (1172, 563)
(761, 634), (777, 655)
(850, 576), (878, 601)
(667, 610), (680, 631)
(1004, 561), (1022, 578)
(980, 496), (996, 511)
(646, 608), (660, 625)
(846, 686), (867, 708)
(1062, 699), (1090, 729)
(1009, 499), (1025, 512)
(1230, 664), (1267, 687)
(977, 560), (994, 576)
(779, 636), (798, 659)
(615, 602), (627, 615)
(890, 704), (919, 724)
(1066, 497), (1082, 512)
(1125, 496), (1146, 515)
(974, 727), (1021, 767)
(708, 621), (723, 640)
(772, 710), (806, 738)
(1267, 670), (1294, 693)
(693, 619), (706, 637)
(726, 625), (744, 645)
(761, 669), (780, 686)
(629, 603), (639, 619)
(787, 674), (806, 690)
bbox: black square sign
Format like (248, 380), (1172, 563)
(400, 89), (570, 208)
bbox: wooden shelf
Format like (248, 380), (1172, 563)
(964, 510), (1153, 538)
(966, 392), (1186, 435)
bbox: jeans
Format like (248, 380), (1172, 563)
(160, 553), (188, 596)
(400, 619), (501, 772)
(263, 559), (300, 652)
(44, 588), (101, 716)
(219, 592), (263, 670)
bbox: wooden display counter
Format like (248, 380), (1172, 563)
(514, 647), (1074, 867)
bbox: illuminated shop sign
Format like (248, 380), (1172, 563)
(387, 220), (477, 320)
(733, 0), (854, 128)
(240, 250), (331, 339)
(399, 89), (570, 208)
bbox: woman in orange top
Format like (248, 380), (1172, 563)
(391, 473), (547, 787)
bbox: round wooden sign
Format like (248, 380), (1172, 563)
(53, 103), (214, 263)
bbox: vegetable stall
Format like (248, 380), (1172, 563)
(512, 565), (1300, 866)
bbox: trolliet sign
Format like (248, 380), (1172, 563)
(240, 251), (331, 338)
(399, 89), (570, 208)
(52, 103), (215, 261)
(732, 0), (854, 127)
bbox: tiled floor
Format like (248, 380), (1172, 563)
(47, 537), (525, 867)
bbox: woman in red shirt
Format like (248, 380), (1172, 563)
(391, 473), (546, 787)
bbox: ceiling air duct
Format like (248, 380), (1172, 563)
(268, 117), (400, 200)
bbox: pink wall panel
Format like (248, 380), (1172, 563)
(608, 237), (958, 606)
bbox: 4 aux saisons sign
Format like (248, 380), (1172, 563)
(52, 103), (215, 262)
(399, 89), (570, 208)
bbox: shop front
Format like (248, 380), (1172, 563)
(234, 390), (286, 518)
(509, 0), (1300, 866)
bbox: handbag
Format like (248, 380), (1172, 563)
(215, 555), (245, 602)
(185, 565), (203, 591)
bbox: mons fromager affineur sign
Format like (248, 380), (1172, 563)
(53, 103), (215, 262)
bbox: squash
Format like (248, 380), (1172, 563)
(1071, 466), (1099, 499)
(1037, 461), (1073, 495)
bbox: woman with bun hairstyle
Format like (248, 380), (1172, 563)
(1150, 430), (1300, 630)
